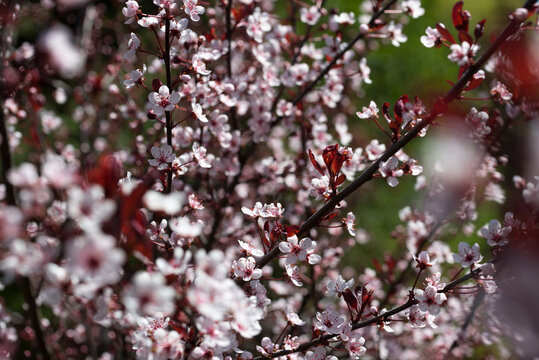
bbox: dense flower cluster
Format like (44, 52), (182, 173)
(0, 0), (538, 359)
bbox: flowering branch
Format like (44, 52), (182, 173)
(255, 0), (535, 271)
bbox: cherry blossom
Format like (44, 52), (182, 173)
(66, 232), (125, 290)
(314, 310), (345, 334)
(448, 41), (478, 66)
(414, 250), (436, 269)
(183, 0), (205, 22)
(480, 219), (511, 246)
(345, 335), (367, 358)
(452, 242), (482, 268)
(123, 33), (140, 59)
(420, 26), (442, 48)
(285, 308), (305, 326)
(490, 81), (512, 102)
(192, 142), (211, 168)
(356, 100), (379, 119)
(326, 275), (354, 296)
(148, 144), (175, 170)
(148, 85), (182, 116)
(192, 54), (211, 76)
(124, 65), (146, 89)
(401, 0), (425, 19)
(386, 21), (408, 47)
(123, 271), (176, 316)
(122, 0), (139, 24)
(279, 235), (317, 265)
(379, 156), (404, 187)
(233, 256), (262, 281)
(67, 185), (116, 231)
(246, 8), (271, 43)
(415, 285), (446, 316)
(300, 6), (321, 25)
(191, 99), (209, 123)
(365, 139), (386, 161)
(344, 212), (357, 236)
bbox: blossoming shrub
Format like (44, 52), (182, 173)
(0, 0), (538, 359)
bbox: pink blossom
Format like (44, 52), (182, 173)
(326, 275), (354, 296)
(148, 85), (182, 116)
(188, 193), (204, 209)
(67, 185), (116, 231)
(452, 242), (482, 267)
(123, 33), (140, 59)
(356, 101), (379, 119)
(148, 144), (175, 170)
(192, 142), (211, 168)
(191, 99), (209, 122)
(345, 335), (367, 358)
(480, 219), (511, 246)
(314, 310), (345, 334)
(124, 65), (146, 89)
(183, 0), (205, 22)
(379, 156), (404, 187)
(279, 235), (317, 265)
(122, 0), (139, 24)
(300, 6), (321, 25)
(415, 285), (446, 315)
(365, 139), (386, 161)
(401, 0), (425, 19)
(386, 21), (407, 47)
(233, 256), (262, 281)
(285, 308), (305, 326)
(344, 212), (357, 236)
(238, 240), (264, 258)
(490, 81), (512, 102)
(414, 250), (436, 269)
(123, 271), (176, 316)
(66, 232), (125, 289)
(448, 41), (478, 66)
(246, 8), (271, 43)
(192, 54), (211, 76)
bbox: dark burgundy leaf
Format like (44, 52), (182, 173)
(308, 149), (325, 176)
(436, 23), (456, 44)
(452, 1), (469, 32)
(343, 289), (359, 311)
(474, 19), (486, 41)
(458, 30), (473, 45)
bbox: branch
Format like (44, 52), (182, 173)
(164, 10), (173, 194)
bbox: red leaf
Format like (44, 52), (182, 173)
(322, 212), (339, 222)
(463, 76), (484, 92)
(87, 155), (122, 198)
(343, 289), (359, 311)
(286, 225), (300, 237)
(372, 257), (382, 272)
(393, 95), (409, 126)
(335, 174), (346, 186)
(457, 30), (473, 45)
(436, 23), (456, 44)
(452, 1), (469, 32)
(121, 210), (153, 260)
(308, 149), (325, 176)
(381, 102), (392, 123)
(474, 19), (486, 41)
